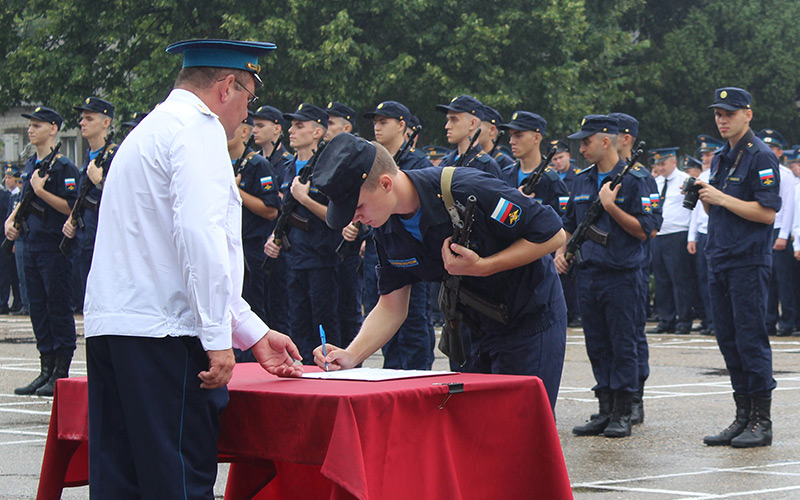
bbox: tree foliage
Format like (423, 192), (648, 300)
(2, 0), (800, 152)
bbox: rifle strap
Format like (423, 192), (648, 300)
(440, 167), (461, 226)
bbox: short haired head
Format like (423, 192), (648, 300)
(567, 115), (619, 140)
(364, 100), (411, 122)
(499, 111), (546, 135)
(326, 102), (356, 127)
(436, 95), (484, 121)
(708, 87), (752, 111)
(283, 103), (329, 128)
(21, 106), (63, 130)
(252, 105), (285, 128)
(608, 112), (638, 137)
(74, 97), (115, 119)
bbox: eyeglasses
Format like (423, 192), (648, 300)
(234, 79), (259, 106)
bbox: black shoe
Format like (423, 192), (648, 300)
(776, 328), (793, 337)
(704, 393), (750, 446)
(14, 355), (55, 395)
(646, 325), (674, 334)
(690, 324), (704, 332)
(701, 328), (715, 336)
(34, 356), (71, 397)
(567, 317), (582, 328)
(11, 308), (29, 316)
(730, 396), (772, 448)
(675, 326), (690, 335)
(0, 306), (9, 314)
(573, 390), (612, 436)
(604, 391), (633, 438)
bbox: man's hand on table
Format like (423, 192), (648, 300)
(253, 330), (304, 378)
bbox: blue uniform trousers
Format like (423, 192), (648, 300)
(361, 236), (379, 316)
(87, 335), (228, 500)
(24, 249), (76, 356)
(577, 267), (640, 393)
(336, 251), (363, 349)
(0, 243), (19, 309)
(709, 265), (775, 396)
(766, 228), (796, 332)
(242, 239), (268, 323)
(653, 231), (694, 330)
(560, 273), (580, 322)
(71, 244), (93, 312)
(14, 239), (29, 311)
(382, 281), (433, 370)
(636, 268), (650, 381)
(471, 311), (567, 413)
(288, 267), (340, 364)
(694, 233), (713, 330)
(265, 253), (292, 336)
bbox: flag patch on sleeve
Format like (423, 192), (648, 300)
(641, 196), (652, 213)
(65, 178), (76, 191)
(558, 196), (569, 212)
(650, 193), (660, 209)
(491, 197), (521, 227)
(759, 168), (774, 186)
(260, 176), (273, 191)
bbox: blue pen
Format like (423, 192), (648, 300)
(319, 325), (329, 371)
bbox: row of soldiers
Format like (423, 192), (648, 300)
(2, 86), (785, 447)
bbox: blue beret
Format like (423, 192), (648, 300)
(122, 111), (148, 128)
(313, 133), (377, 229)
(567, 115), (618, 139)
(252, 105), (285, 127)
(436, 95), (484, 121)
(697, 134), (724, 154)
(283, 103), (328, 127)
(608, 112), (639, 137)
(21, 106), (63, 130)
(683, 155), (703, 171)
(326, 101), (356, 125)
(709, 87), (752, 111)
(482, 105), (503, 126)
(500, 111), (546, 135)
(165, 39), (276, 87)
(423, 145), (449, 159)
(757, 129), (786, 149)
(649, 147), (679, 163)
(364, 100), (411, 121)
(74, 96), (115, 119)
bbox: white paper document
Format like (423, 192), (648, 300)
(301, 367), (457, 382)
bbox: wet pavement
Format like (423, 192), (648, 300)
(2, 316), (799, 499)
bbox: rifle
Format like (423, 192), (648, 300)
(520, 146), (557, 196)
(563, 141), (646, 276)
(2, 142), (62, 255)
(59, 135), (115, 255)
(488, 129), (506, 157)
(266, 133), (284, 166)
(262, 139), (328, 275)
(453, 128), (482, 167)
(233, 135), (257, 176)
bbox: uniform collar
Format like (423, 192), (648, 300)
(384, 169), (450, 235)
(168, 88), (218, 118)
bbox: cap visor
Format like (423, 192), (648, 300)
(435, 104), (458, 114)
(325, 198), (358, 230)
(283, 112), (305, 122)
(708, 103), (739, 111)
(567, 130), (593, 140)
(498, 123), (528, 131)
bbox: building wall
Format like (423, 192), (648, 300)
(0, 107), (83, 166)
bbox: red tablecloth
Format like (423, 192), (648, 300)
(37, 364), (573, 500)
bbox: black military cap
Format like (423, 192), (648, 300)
(406, 113), (421, 131)
(757, 129), (786, 149)
(21, 106), (63, 130)
(313, 133), (377, 230)
(709, 87), (752, 111)
(482, 105), (503, 126)
(73, 96), (115, 119)
(122, 111), (148, 128)
(549, 139), (569, 153)
(166, 39), (276, 87)
(500, 111), (547, 135)
(436, 95), (484, 120)
(251, 105), (285, 127)
(283, 103), (328, 127)
(608, 112), (638, 137)
(242, 114), (254, 126)
(326, 102), (356, 126)
(567, 115), (619, 139)
(363, 101), (411, 121)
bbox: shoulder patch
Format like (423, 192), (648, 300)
(759, 168), (775, 186)
(491, 197), (522, 227)
(55, 155), (71, 166)
(543, 168), (560, 181)
(474, 153), (490, 163)
(64, 177), (77, 191)
(628, 166), (649, 179)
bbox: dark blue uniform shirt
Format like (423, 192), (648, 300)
(279, 158), (340, 269)
(237, 151), (280, 243)
(441, 146), (504, 179)
(706, 132), (781, 271)
(262, 144), (294, 190)
(560, 167), (581, 194)
(75, 146), (116, 251)
(21, 153), (80, 252)
(493, 150), (515, 170)
(502, 160), (570, 216)
(562, 159), (656, 271)
(374, 167), (565, 333)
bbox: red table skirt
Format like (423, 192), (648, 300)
(37, 364), (573, 500)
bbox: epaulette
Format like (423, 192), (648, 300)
(744, 139), (758, 153)
(628, 165), (649, 179)
(577, 165), (594, 175)
(474, 152), (490, 163)
(55, 154), (71, 166)
(543, 167), (560, 182)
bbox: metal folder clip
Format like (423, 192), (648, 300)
(434, 382), (464, 409)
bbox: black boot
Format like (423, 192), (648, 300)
(631, 378), (645, 425)
(604, 391), (633, 438)
(573, 390), (612, 436)
(730, 396), (772, 448)
(703, 393), (750, 446)
(34, 356), (71, 397)
(14, 354), (55, 395)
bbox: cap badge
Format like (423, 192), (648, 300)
(85, 98), (91, 104)
(377, 103), (384, 109)
(245, 62), (260, 72)
(451, 96), (458, 103)
(720, 90), (728, 99)
(298, 104), (304, 111)
(35, 107), (41, 112)
(327, 102), (333, 109)
(512, 112), (518, 120)
(581, 118), (586, 126)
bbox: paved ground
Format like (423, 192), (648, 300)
(2, 315), (800, 499)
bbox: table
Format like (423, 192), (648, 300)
(37, 364), (573, 499)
